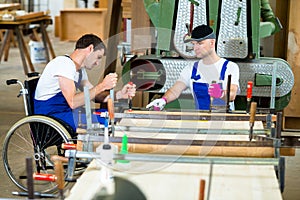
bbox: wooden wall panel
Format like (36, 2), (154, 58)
(283, 0), (300, 129)
(130, 0), (151, 54)
(273, 0), (289, 59)
(59, 8), (107, 41)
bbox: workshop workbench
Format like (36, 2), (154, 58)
(66, 158), (282, 200)
(0, 13), (55, 75)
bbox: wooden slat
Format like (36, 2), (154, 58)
(0, 3), (21, 11)
(76, 130), (295, 157)
(14, 11), (45, 20)
(116, 143), (276, 157)
(117, 118), (265, 130)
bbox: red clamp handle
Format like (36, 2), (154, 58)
(33, 173), (56, 182)
(246, 81), (253, 99)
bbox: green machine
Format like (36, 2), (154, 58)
(122, 0), (294, 111)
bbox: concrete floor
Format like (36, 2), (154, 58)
(0, 28), (300, 199)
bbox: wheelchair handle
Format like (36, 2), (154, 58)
(6, 79), (29, 116)
(27, 72), (40, 78)
(6, 79), (18, 85)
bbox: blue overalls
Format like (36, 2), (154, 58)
(34, 69), (106, 132)
(191, 60), (229, 110)
(34, 69), (83, 132)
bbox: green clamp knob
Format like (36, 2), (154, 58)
(117, 134), (130, 163)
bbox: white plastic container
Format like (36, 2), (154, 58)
(29, 40), (47, 64)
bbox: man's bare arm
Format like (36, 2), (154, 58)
(223, 84), (238, 102)
(162, 81), (187, 103)
(59, 73), (117, 109)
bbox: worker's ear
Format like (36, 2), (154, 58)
(87, 44), (94, 53)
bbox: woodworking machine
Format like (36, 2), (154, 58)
(121, 0), (294, 111)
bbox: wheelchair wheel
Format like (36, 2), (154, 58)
(2, 115), (73, 193)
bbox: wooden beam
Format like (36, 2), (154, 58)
(112, 143), (294, 157)
(104, 0), (122, 75)
(131, 0), (151, 55)
(273, 0), (289, 59)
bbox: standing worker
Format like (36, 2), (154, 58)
(146, 24), (240, 111)
(34, 34), (136, 136)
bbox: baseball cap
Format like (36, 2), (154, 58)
(184, 24), (216, 43)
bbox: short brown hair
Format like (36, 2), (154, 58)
(75, 34), (106, 54)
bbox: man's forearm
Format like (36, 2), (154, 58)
(162, 81), (187, 104)
(95, 90), (109, 103)
(163, 88), (180, 104)
(222, 84), (238, 102)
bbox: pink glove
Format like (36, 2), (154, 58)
(208, 83), (223, 98)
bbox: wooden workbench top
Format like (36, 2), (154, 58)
(0, 12), (50, 23)
(66, 159), (282, 200)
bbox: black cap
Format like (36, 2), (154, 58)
(184, 24), (216, 43)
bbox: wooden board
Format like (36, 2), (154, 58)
(0, 11), (46, 22)
(115, 132), (294, 157)
(117, 118), (265, 130)
(66, 159), (282, 200)
(0, 3), (21, 11)
(14, 11), (45, 20)
(76, 130), (296, 157)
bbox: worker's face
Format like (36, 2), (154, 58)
(191, 39), (214, 58)
(83, 48), (105, 70)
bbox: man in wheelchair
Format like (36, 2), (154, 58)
(34, 34), (136, 136)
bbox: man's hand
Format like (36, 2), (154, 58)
(101, 73), (118, 90)
(116, 82), (136, 100)
(208, 83), (223, 98)
(146, 98), (167, 111)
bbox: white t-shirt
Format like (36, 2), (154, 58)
(178, 58), (240, 92)
(178, 58), (240, 110)
(35, 55), (88, 100)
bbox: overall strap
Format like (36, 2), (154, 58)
(75, 69), (83, 89)
(191, 61), (201, 80)
(219, 60), (229, 80)
(64, 55), (82, 89)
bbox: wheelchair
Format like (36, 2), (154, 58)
(2, 73), (81, 194)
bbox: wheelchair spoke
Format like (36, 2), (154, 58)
(2, 116), (73, 193)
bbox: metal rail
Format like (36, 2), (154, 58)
(114, 112), (272, 122)
(115, 125), (268, 135)
(65, 151), (279, 166)
(78, 135), (275, 147)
